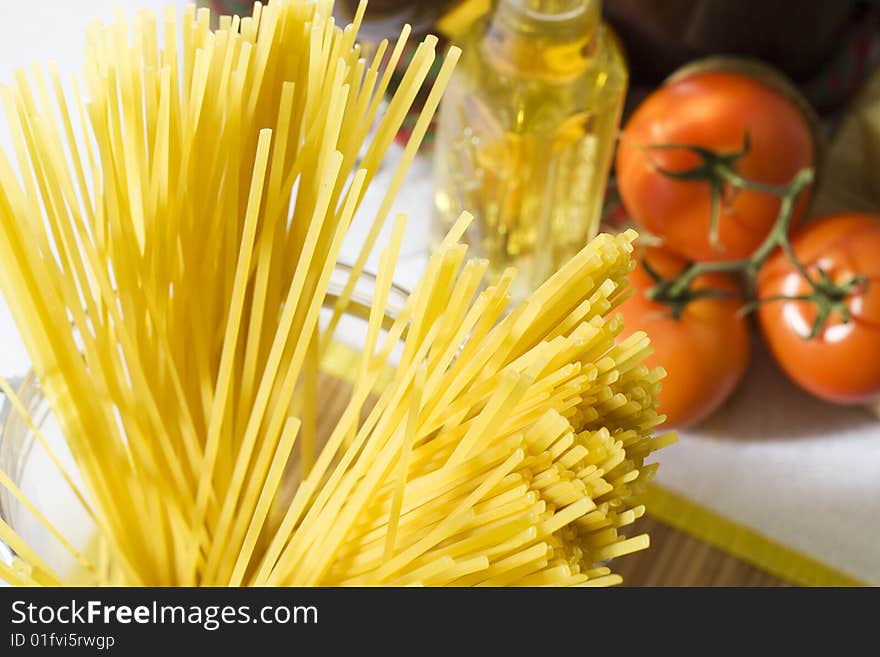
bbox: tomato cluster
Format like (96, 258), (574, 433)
(615, 65), (880, 429)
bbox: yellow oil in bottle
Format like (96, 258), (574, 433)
(433, 0), (627, 298)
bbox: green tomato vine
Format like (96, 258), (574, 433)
(637, 134), (868, 338)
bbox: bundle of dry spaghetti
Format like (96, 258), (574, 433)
(0, 1), (673, 587)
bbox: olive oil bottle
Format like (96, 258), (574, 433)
(433, 0), (627, 298)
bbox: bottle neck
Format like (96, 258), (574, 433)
(482, 0), (603, 82)
(492, 0), (601, 33)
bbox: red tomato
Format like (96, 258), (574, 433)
(758, 213), (880, 404)
(618, 247), (751, 429)
(616, 67), (816, 262)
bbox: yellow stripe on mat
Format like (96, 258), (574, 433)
(642, 484), (865, 587)
(322, 338), (865, 587)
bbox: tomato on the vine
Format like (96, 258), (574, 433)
(616, 65), (817, 263)
(618, 247), (751, 429)
(758, 213), (880, 404)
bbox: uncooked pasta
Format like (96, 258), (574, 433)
(0, 0), (673, 587)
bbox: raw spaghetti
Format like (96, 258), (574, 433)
(0, 0), (673, 587)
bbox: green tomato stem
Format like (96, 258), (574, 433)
(637, 133), (866, 338)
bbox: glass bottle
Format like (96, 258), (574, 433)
(433, 0), (628, 299)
